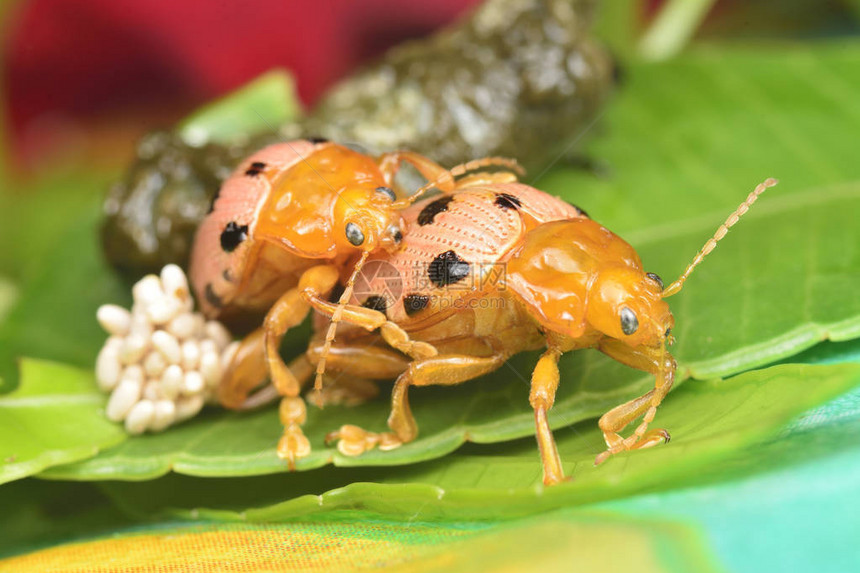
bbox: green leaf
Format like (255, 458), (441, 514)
(23, 44), (860, 478)
(0, 207), (128, 392)
(41, 351), (651, 479)
(93, 362), (860, 522)
(0, 479), (134, 559)
(639, 184), (860, 378)
(0, 276), (17, 325)
(539, 43), (860, 377)
(40, 181), (860, 479)
(539, 43), (860, 234)
(779, 338), (860, 367)
(841, 0), (860, 21)
(593, 0), (640, 59)
(177, 69), (301, 147)
(0, 359), (127, 485)
(0, 171), (114, 284)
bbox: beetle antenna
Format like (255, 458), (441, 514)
(663, 178), (778, 297)
(314, 251), (370, 391)
(392, 157), (525, 209)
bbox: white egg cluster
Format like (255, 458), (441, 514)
(95, 264), (238, 434)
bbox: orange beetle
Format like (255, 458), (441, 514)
(300, 178), (777, 484)
(189, 138), (521, 466)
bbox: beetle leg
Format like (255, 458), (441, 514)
(593, 339), (677, 465)
(305, 336), (410, 380)
(307, 376), (380, 408)
(326, 353), (506, 456)
(217, 326), (313, 411)
(378, 151), (523, 193)
(304, 295), (439, 360)
(264, 268), (335, 397)
(377, 151), (456, 191)
(260, 264), (340, 468)
(218, 327), (267, 409)
(304, 295), (386, 329)
(379, 322), (439, 360)
(530, 347), (569, 485)
(304, 337), (410, 456)
(452, 171), (520, 187)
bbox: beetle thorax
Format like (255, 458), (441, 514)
(507, 219), (672, 347)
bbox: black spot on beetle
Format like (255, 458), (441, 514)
(204, 284), (223, 308)
(404, 294), (430, 316)
(428, 250), (471, 287)
(362, 295), (388, 313)
(417, 196), (454, 226)
(244, 161), (266, 177)
(307, 136), (329, 144)
(220, 222), (249, 252)
(494, 193), (522, 210)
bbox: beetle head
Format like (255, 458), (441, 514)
(334, 185), (404, 254)
(587, 266), (674, 348)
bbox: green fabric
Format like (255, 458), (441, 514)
(599, 342), (860, 572)
(600, 394), (860, 573)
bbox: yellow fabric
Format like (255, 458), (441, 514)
(0, 523), (476, 573)
(0, 513), (721, 573)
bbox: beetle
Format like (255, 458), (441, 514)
(297, 178), (777, 484)
(189, 137), (522, 466)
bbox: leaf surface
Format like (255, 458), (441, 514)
(21, 44), (860, 479)
(0, 360), (127, 485)
(41, 183), (860, 479)
(40, 351), (651, 479)
(178, 69), (300, 146)
(93, 362), (860, 522)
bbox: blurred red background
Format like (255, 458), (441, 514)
(3, 0), (851, 171)
(2, 0), (481, 169)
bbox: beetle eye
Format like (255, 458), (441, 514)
(376, 186), (396, 201)
(345, 223), (365, 246)
(620, 307), (639, 335)
(646, 272), (664, 289)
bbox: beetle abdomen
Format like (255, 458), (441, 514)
(190, 141), (319, 317)
(356, 184), (586, 323)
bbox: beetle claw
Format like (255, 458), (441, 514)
(277, 424), (311, 470)
(594, 427), (671, 466)
(326, 424), (402, 456)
